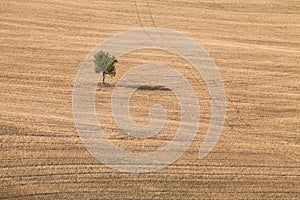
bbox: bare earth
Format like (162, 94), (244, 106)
(0, 0), (299, 199)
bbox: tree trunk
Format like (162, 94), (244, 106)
(102, 71), (106, 84)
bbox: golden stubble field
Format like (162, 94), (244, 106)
(0, 0), (299, 199)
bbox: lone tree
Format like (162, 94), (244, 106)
(94, 51), (117, 84)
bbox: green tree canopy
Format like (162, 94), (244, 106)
(94, 51), (117, 84)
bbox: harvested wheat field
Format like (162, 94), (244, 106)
(0, 0), (299, 199)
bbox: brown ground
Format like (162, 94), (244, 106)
(0, 0), (299, 199)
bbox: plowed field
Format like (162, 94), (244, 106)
(0, 0), (299, 199)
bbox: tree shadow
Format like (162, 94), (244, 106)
(137, 85), (171, 91)
(118, 84), (170, 91)
(97, 83), (170, 91)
